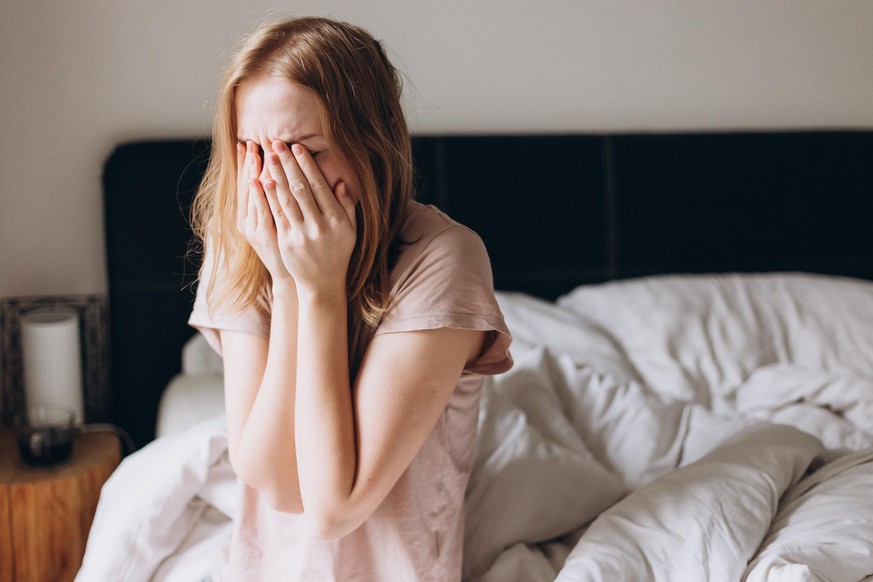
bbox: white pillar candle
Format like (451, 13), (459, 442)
(20, 306), (85, 425)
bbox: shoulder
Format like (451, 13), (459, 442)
(187, 235), (271, 356)
(399, 200), (457, 233)
(389, 201), (493, 289)
(377, 202), (505, 332)
(372, 202), (513, 376)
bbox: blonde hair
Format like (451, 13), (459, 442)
(190, 17), (414, 344)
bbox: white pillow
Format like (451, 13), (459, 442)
(182, 332), (224, 374)
(156, 373), (225, 438)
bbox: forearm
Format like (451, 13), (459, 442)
(235, 280), (303, 511)
(295, 290), (358, 535)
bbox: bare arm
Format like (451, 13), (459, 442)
(219, 140), (305, 511)
(221, 284), (484, 532)
(294, 287), (485, 538)
(220, 278), (303, 512)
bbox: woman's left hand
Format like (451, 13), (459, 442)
(260, 140), (358, 298)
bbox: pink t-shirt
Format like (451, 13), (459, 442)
(188, 201), (513, 581)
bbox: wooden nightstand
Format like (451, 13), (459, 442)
(0, 428), (121, 582)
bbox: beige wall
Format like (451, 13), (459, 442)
(1, 0), (871, 298)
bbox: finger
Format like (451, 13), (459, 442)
(264, 149), (303, 225)
(260, 170), (281, 217)
(272, 140), (321, 220)
(335, 182), (357, 229)
(236, 142), (250, 224)
(248, 143), (261, 222)
(249, 177), (275, 231)
(261, 173), (292, 230)
(290, 143), (342, 219)
(236, 142), (246, 190)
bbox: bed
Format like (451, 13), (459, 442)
(79, 131), (873, 581)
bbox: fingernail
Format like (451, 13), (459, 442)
(291, 144), (304, 156)
(273, 140), (287, 153)
(268, 153), (280, 165)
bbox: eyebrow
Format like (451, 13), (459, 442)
(235, 133), (321, 146)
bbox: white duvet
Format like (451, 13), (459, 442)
(77, 273), (873, 582)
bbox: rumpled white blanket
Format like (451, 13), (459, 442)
(474, 274), (873, 581)
(77, 273), (873, 582)
(76, 415), (236, 582)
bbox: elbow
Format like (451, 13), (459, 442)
(304, 507), (363, 540)
(306, 517), (356, 541)
(260, 483), (305, 514)
(262, 493), (361, 534)
(232, 458), (304, 514)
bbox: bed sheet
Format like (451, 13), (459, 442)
(155, 373), (224, 439)
(78, 273), (873, 582)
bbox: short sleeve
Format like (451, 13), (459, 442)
(375, 225), (513, 376)
(187, 241), (270, 358)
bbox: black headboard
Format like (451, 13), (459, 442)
(104, 131), (873, 450)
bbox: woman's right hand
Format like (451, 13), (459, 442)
(236, 141), (293, 284)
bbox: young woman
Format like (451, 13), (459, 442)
(188, 16), (513, 581)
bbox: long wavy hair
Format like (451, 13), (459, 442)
(190, 16), (414, 350)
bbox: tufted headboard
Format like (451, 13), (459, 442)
(103, 131), (873, 450)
